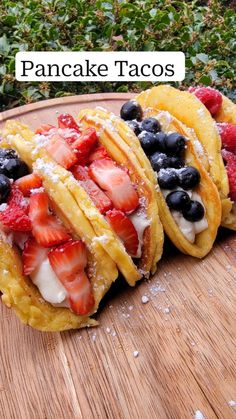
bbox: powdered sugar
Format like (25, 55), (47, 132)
(0, 203), (8, 212)
(193, 140), (205, 157)
(155, 110), (173, 125)
(30, 187), (45, 194)
(193, 410), (205, 419)
(34, 158), (59, 183)
(92, 235), (109, 245)
(197, 108), (205, 118)
(141, 295), (149, 304)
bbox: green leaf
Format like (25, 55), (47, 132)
(101, 2), (113, 10)
(0, 35), (10, 55)
(0, 0), (234, 111)
(196, 53), (209, 64)
(198, 75), (212, 85)
(149, 8), (157, 18)
(0, 65), (6, 76)
(209, 69), (218, 82)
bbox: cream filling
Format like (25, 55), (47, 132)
(162, 188), (208, 243)
(31, 258), (68, 306)
(129, 211), (151, 258)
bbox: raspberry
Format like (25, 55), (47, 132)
(0, 187), (32, 231)
(188, 86), (222, 116)
(217, 123), (236, 154)
(221, 149), (236, 201)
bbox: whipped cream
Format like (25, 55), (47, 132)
(162, 188), (208, 243)
(31, 258), (68, 305)
(129, 211), (150, 258)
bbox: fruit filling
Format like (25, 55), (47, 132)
(188, 87), (236, 203)
(0, 146), (94, 315)
(217, 122), (236, 202)
(33, 113), (148, 259)
(120, 100), (208, 243)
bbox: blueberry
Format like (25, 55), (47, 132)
(165, 133), (186, 155)
(169, 156), (185, 169)
(140, 117), (161, 134)
(178, 166), (200, 190)
(166, 190), (191, 211)
(120, 100), (143, 121)
(138, 131), (157, 154)
(153, 132), (167, 153)
(0, 174), (11, 203)
(15, 160), (29, 179)
(158, 169), (179, 189)
(0, 158), (29, 180)
(182, 200), (205, 222)
(0, 148), (18, 159)
(150, 152), (169, 172)
(126, 120), (141, 136)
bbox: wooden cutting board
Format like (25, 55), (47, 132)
(0, 94), (235, 419)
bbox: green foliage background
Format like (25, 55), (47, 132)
(0, 0), (235, 111)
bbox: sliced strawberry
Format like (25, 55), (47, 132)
(58, 114), (80, 132)
(57, 128), (81, 146)
(89, 158), (139, 213)
(217, 123), (236, 154)
(71, 165), (90, 181)
(35, 124), (55, 135)
(71, 165), (112, 213)
(88, 145), (109, 163)
(68, 271), (95, 316)
(48, 240), (94, 315)
(0, 188), (31, 232)
(45, 134), (78, 169)
(29, 192), (70, 247)
(22, 237), (48, 275)
(15, 173), (42, 197)
(72, 128), (98, 165)
(80, 179), (113, 214)
(188, 86), (222, 116)
(49, 240), (87, 277)
(106, 209), (139, 257)
(221, 149), (236, 201)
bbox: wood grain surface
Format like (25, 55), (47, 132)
(0, 94), (236, 419)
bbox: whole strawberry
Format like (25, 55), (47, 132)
(221, 149), (236, 201)
(188, 86), (222, 116)
(217, 123), (236, 154)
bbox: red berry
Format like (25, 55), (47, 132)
(22, 237), (48, 275)
(58, 114), (80, 132)
(48, 240), (94, 315)
(217, 123), (236, 154)
(80, 179), (113, 214)
(57, 128), (81, 146)
(106, 209), (139, 257)
(72, 128), (98, 165)
(71, 165), (90, 181)
(0, 188), (31, 232)
(221, 149), (236, 201)
(15, 173), (42, 197)
(88, 145), (109, 163)
(45, 134), (78, 169)
(188, 86), (222, 116)
(89, 158), (139, 214)
(29, 192), (70, 247)
(35, 124), (55, 135)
